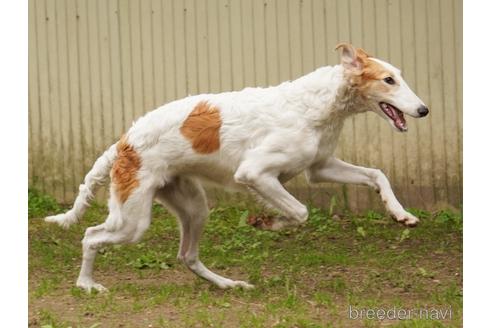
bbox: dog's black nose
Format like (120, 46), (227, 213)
(417, 105), (429, 117)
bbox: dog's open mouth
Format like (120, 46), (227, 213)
(379, 102), (407, 132)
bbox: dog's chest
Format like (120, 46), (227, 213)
(275, 121), (344, 183)
(314, 120), (345, 161)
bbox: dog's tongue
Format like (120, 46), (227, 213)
(388, 104), (407, 131)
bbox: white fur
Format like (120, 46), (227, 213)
(46, 49), (427, 292)
(45, 144), (118, 229)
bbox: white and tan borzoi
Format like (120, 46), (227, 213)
(45, 43), (429, 292)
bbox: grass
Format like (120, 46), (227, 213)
(28, 188), (462, 327)
(28, 187), (61, 219)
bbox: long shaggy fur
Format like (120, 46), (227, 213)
(45, 143), (118, 228)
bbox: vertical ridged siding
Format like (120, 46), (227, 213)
(29, 0), (462, 211)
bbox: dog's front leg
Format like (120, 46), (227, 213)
(234, 166), (308, 231)
(306, 157), (419, 226)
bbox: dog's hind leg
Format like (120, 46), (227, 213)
(155, 177), (253, 289)
(76, 189), (154, 292)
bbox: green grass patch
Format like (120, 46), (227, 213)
(28, 187), (62, 218)
(29, 189), (462, 327)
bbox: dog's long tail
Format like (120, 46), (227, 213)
(45, 143), (118, 229)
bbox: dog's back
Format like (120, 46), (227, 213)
(122, 83), (315, 189)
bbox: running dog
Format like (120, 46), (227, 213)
(46, 43), (429, 292)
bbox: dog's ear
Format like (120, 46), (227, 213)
(335, 43), (363, 73)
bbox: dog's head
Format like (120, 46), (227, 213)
(336, 43), (428, 132)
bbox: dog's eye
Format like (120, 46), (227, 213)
(383, 77), (395, 85)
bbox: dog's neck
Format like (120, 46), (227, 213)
(284, 65), (367, 127)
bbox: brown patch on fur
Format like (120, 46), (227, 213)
(180, 101), (222, 154)
(111, 136), (141, 203)
(351, 47), (395, 96)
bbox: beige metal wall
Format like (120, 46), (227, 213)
(29, 0), (462, 211)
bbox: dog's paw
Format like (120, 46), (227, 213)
(232, 280), (254, 290)
(393, 211), (420, 227)
(76, 278), (108, 293)
(217, 279), (254, 290)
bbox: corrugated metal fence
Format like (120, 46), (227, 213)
(29, 0), (462, 211)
